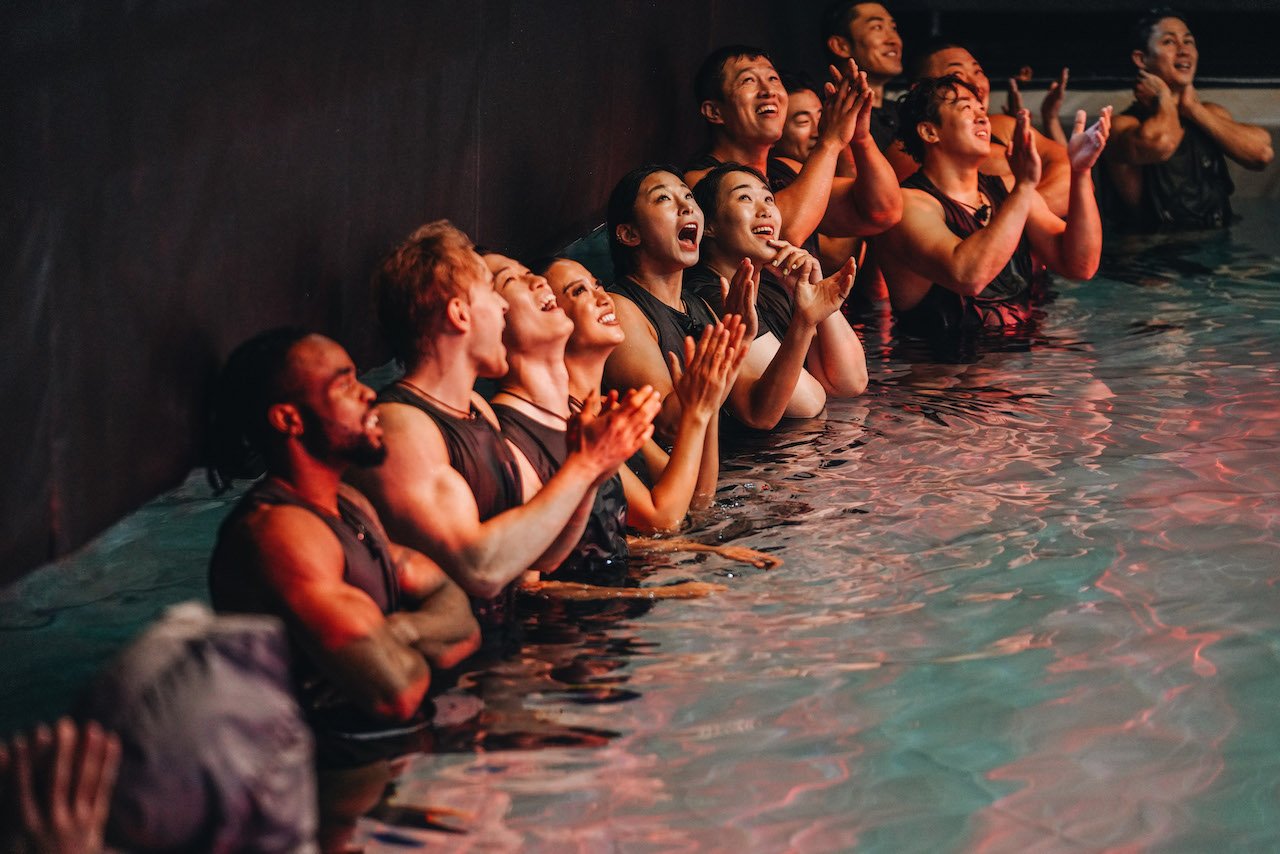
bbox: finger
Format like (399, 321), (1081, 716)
(12, 734), (43, 832)
(718, 275), (731, 304)
(1073, 108), (1087, 137)
(828, 62), (843, 84)
(74, 719), (107, 817)
(93, 733), (121, 827)
(1061, 67), (1070, 88)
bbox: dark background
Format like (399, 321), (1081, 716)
(3, 0), (1278, 584)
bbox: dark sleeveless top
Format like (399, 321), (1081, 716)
(492, 403), (629, 584)
(377, 382), (523, 628)
(895, 171), (1036, 340)
(684, 262), (794, 341)
(870, 100), (902, 153)
(1114, 101), (1234, 232)
(209, 478), (407, 731)
(687, 152), (822, 258)
(608, 277), (719, 375)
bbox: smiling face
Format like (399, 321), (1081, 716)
(1136, 16), (1197, 88)
(930, 85), (991, 160)
(706, 170), (781, 266)
(287, 334), (385, 467)
(843, 3), (903, 81)
(777, 88), (822, 162)
(708, 54), (787, 145)
(454, 250), (510, 378)
(544, 259), (624, 352)
(618, 170), (704, 272)
(920, 47), (991, 111)
(484, 252), (571, 353)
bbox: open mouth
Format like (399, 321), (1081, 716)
(364, 410), (381, 434)
(538, 293), (558, 312)
(756, 103), (780, 117)
(1174, 61), (1193, 72)
(751, 224), (776, 239)
(678, 223), (699, 249)
(598, 310), (618, 326)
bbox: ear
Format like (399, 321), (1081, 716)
(445, 295), (470, 333)
(827, 34), (853, 60)
(702, 221), (717, 240)
(700, 100), (725, 126)
(1131, 50), (1147, 71)
(615, 223), (642, 249)
(267, 402), (303, 438)
(917, 121), (940, 146)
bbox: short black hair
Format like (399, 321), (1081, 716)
(907, 38), (974, 83)
(693, 44), (774, 105)
(692, 162), (771, 228)
(605, 164), (687, 280)
(821, 1), (877, 50)
(895, 74), (982, 164)
(780, 70), (820, 97)
(1133, 7), (1189, 53)
(206, 326), (311, 492)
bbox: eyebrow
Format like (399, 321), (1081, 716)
(728, 182), (756, 193)
(558, 277), (591, 293)
(329, 365), (356, 384)
(647, 183), (683, 196)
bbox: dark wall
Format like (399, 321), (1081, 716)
(0, 0), (786, 583)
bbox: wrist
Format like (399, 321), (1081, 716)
(813, 137), (846, 159)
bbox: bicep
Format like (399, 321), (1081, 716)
(1024, 191), (1067, 262)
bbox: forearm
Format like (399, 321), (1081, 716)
(641, 409), (712, 531)
(1058, 171), (1103, 279)
(1184, 103), (1274, 169)
(654, 389), (685, 446)
(733, 324), (820, 429)
(777, 139), (842, 245)
(324, 632), (432, 722)
(1125, 101), (1184, 163)
(845, 138), (904, 233)
(692, 412), (719, 510)
(1036, 154), (1071, 217)
(388, 583), (481, 670)
(530, 487), (598, 573)
(809, 314), (868, 397)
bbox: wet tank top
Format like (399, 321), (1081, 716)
(608, 277), (719, 374)
(895, 171), (1036, 340)
(377, 382), (523, 628)
(492, 402), (629, 583)
(684, 262), (794, 341)
(1117, 101), (1234, 232)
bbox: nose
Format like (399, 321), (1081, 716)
(357, 382), (376, 404)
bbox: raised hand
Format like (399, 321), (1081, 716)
(2, 718), (121, 854)
(1134, 69), (1171, 108)
(1041, 67), (1068, 122)
(667, 323), (734, 421)
(1008, 109), (1043, 189)
(568, 386), (660, 481)
(1177, 80), (1201, 117)
(1067, 105), (1112, 172)
(793, 256), (856, 327)
(1003, 76), (1025, 116)
(764, 239), (821, 292)
(719, 258), (759, 342)
(820, 59), (864, 146)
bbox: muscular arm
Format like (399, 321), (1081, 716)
(237, 508), (432, 721)
(1183, 100), (1274, 170)
(990, 114), (1070, 216)
(726, 325), (826, 429)
(805, 309), (868, 398)
(1112, 87), (1183, 165)
(349, 402), (615, 601)
(1024, 107), (1109, 280)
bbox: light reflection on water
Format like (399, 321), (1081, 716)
(354, 218), (1280, 852)
(1, 213), (1278, 851)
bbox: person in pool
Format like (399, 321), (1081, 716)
(603, 164), (841, 433)
(821, 1), (905, 153)
(482, 252), (760, 589)
(902, 41), (1073, 216)
(206, 327), (481, 734)
(873, 76), (1111, 344)
(1104, 8), (1273, 232)
(687, 162), (867, 410)
(685, 45), (901, 255)
(348, 220), (659, 636)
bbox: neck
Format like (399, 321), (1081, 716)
(868, 77), (889, 107)
(709, 133), (771, 174)
(564, 342), (610, 404)
(703, 242), (761, 280)
(922, 153), (983, 201)
(402, 346), (479, 414)
(272, 452), (344, 516)
(629, 260), (686, 309)
(498, 341), (571, 419)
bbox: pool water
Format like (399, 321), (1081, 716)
(4, 202), (1280, 852)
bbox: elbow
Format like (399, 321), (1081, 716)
(1245, 144), (1274, 171)
(372, 665), (431, 723)
(783, 382), (827, 419)
(435, 626), (482, 670)
(633, 507), (685, 535)
(828, 372), (868, 399)
(867, 196), (904, 233)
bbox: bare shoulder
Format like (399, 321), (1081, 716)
(1201, 101), (1236, 120)
(376, 400), (448, 457)
(899, 186), (944, 218)
(240, 503), (345, 584)
(685, 166), (712, 188)
(989, 113), (1016, 136)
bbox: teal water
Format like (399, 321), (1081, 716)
(3, 203), (1279, 852)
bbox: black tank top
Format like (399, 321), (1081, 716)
(492, 403), (629, 582)
(1116, 101), (1234, 232)
(377, 382), (523, 629)
(684, 262), (793, 341)
(209, 478), (407, 729)
(608, 277), (719, 375)
(895, 171), (1036, 340)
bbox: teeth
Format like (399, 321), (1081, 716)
(752, 226), (773, 235)
(599, 312), (616, 324)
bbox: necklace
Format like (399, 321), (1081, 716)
(567, 394), (585, 414)
(398, 379), (475, 420)
(951, 190), (992, 225)
(496, 387), (570, 423)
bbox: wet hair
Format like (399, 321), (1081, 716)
(691, 162), (771, 229)
(373, 219), (476, 365)
(896, 74), (983, 164)
(693, 44), (774, 105)
(780, 70), (820, 98)
(907, 38), (974, 83)
(206, 326), (311, 493)
(605, 164), (686, 279)
(1133, 7), (1189, 53)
